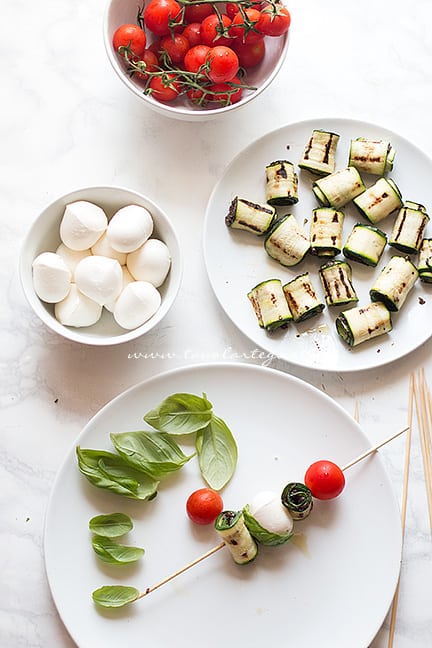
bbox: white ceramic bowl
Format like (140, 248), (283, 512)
(20, 186), (182, 345)
(103, 0), (289, 121)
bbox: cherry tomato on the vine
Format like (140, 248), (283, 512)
(160, 33), (190, 64)
(257, 3), (291, 37)
(226, 2), (263, 19)
(304, 460), (345, 500)
(200, 14), (234, 47)
(184, 44), (211, 73)
(233, 37), (265, 68)
(113, 24), (147, 57)
(144, 0), (183, 37)
(182, 22), (202, 48)
(209, 76), (243, 105)
(186, 488), (224, 525)
(206, 45), (239, 83)
(184, 2), (215, 23)
(132, 48), (160, 81)
(230, 8), (263, 45)
(148, 73), (181, 101)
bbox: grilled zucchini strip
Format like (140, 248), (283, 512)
(370, 255), (418, 311)
(282, 272), (325, 322)
(312, 167), (365, 209)
(348, 138), (396, 175)
(418, 238), (432, 283)
(319, 260), (358, 307)
(264, 214), (310, 267)
(225, 197), (276, 235)
(298, 129), (340, 176)
(309, 207), (344, 257)
(247, 279), (292, 330)
(335, 301), (392, 347)
(353, 177), (403, 224)
(281, 482), (313, 520)
(343, 223), (387, 267)
(215, 510), (258, 565)
(389, 202), (429, 254)
(265, 160), (298, 206)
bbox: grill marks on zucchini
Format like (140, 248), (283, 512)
(282, 273), (325, 322)
(389, 202), (429, 254)
(335, 301), (393, 347)
(215, 510), (258, 565)
(264, 214), (310, 266)
(343, 223), (387, 267)
(265, 160), (299, 206)
(309, 207), (344, 257)
(349, 138), (396, 175)
(312, 167), (365, 209)
(418, 239), (432, 283)
(319, 260), (358, 307)
(225, 197), (276, 235)
(370, 255), (418, 311)
(247, 279), (292, 330)
(298, 129), (340, 176)
(353, 177), (403, 224)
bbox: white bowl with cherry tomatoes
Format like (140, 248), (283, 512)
(103, 0), (290, 120)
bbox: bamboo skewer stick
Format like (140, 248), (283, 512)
(341, 427), (409, 472)
(414, 370), (432, 531)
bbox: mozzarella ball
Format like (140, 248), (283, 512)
(114, 281), (161, 329)
(104, 266), (135, 313)
(55, 284), (102, 327)
(75, 255), (123, 306)
(55, 243), (91, 278)
(126, 239), (171, 287)
(107, 204), (154, 253)
(60, 200), (108, 251)
(249, 491), (293, 536)
(91, 231), (127, 265)
(32, 252), (72, 303)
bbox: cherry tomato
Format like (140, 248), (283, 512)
(304, 460), (345, 500)
(184, 44), (211, 73)
(200, 14), (234, 47)
(187, 86), (208, 106)
(182, 22), (202, 47)
(209, 76), (243, 105)
(186, 488), (224, 525)
(233, 37), (265, 68)
(229, 8), (263, 45)
(206, 46), (239, 83)
(148, 73), (181, 101)
(184, 2), (214, 23)
(160, 33), (190, 64)
(144, 0), (183, 37)
(257, 3), (291, 37)
(226, 2), (262, 19)
(133, 49), (160, 81)
(113, 24), (147, 57)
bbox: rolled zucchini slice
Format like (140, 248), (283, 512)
(343, 223), (387, 267)
(225, 197), (276, 235)
(298, 129), (340, 176)
(264, 214), (310, 267)
(348, 138), (396, 175)
(309, 207), (345, 257)
(312, 167), (365, 209)
(265, 160), (298, 206)
(281, 482), (313, 520)
(335, 301), (392, 347)
(353, 177), (403, 224)
(247, 279), (293, 331)
(214, 510), (258, 565)
(389, 202), (429, 254)
(282, 272), (325, 322)
(418, 238), (432, 283)
(369, 255), (419, 311)
(243, 491), (294, 546)
(318, 260), (358, 307)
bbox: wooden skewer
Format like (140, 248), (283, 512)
(414, 370), (432, 531)
(341, 426), (409, 472)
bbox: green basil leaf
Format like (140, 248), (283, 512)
(143, 392), (213, 434)
(195, 414), (238, 491)
(91, 535), (144, 564)
(243, 504), (293, 546)
(92, 585), (140, 608)
(89, 513), (133, 538)
(111, 431), (194, 478)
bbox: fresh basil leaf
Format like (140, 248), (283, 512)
(92, 585), (140, 608)
(111, 431), (194, 478)
(143, 392), (213, 435)
(195, 414), (238, 491)
(243, 504), (293, 546)
(89, 513), (133, 538)
(91, 535), (144, 564)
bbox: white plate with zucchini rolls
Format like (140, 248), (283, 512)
(204, 118), (432, 372)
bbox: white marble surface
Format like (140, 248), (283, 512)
(2, 0), (432, 645)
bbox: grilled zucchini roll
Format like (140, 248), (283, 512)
(312, 167), (365, 209)
(348, 138), (396, 175)
(353, 177), (403, 224)
(225, 197), (276, 235)
(298, 129), (340, 176)
(215, 510), (258, 565)
(247, 279), (292, 330)
(319, 260), (358, 307)
(389, 201), (429, 254)
(418, 238), (432, 283)
(343, 223), (387, 267)
(281, 482), (313, 520)
(335, 302), (392, 347)
(369, 255), (418, 311)
(309, 207), (345, 257)
(265, 160), (298, 206)
(282, 272), (325, 322)
(264, 214), (310, 267)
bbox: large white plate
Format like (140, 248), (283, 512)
(44, 363), (401, 648)
(203, 118), (432, 372)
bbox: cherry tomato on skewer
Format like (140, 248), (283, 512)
(304, 460), (346, 500)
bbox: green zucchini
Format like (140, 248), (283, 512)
(342, 223), (387, 267)
(418, 238), (432, 283)
(298, 129), (340, 176)
(214, 510), (258, 565)
(318, 260), (358, 307)
(265, 160), (298, 206)
(264, 214), (310, 267)
(335, 302), (392, 347)
(281, 482), (313, 520)
(282, 272), (325, 322)
(369, 255), (418, 311)
(247, 279), (292, 330)
(225, 196), (276, 235)
(348, 138), (396, 175)
(309, 207), (345, 257)
(312, 167), (365, 209)
(353, 177), (403, 224)
(389, 202), (429, 254)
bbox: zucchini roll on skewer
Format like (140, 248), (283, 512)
(389, 201), (429, 254)
(225, 197), (276, 235)
(247, 279), (292, 331)
(353, 177), (403, 224)
(309, 207), (345, 257)
(319, 260), (358, 307)
(312, 167), (365, 209)
(243, 491), (294, 546)
(418, 238), (432, 283)
(281, 482), (313, 520)
(283, 272), (325, 322)
(348, 138), (396, 175)
(370, 255), (418, 311)
(264, 214), (310, 267)
(343, 223), (387, 267)
(298, 129), (340, 176)
(265, 160), (298, 206)
(214, 510), (258, 565)
(335, 302), (392, 347)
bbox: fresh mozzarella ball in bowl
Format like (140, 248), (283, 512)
(91, 231), (127, 265)
(55, 284), (103, 327)
(107, 204), (154, 253)
(127, 239), (171, 287)
(114, 281), (161, 330)
(75, 255), (123, 305)
(55, 243), (91, 278)
(60, 200), (108, 250)
(104, 266), (135, 313)
(249, 491), (294, 535)
(32, 252), (72, 303)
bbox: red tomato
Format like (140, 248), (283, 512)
(226, 2), (262, 19)
(113, 24), (147, 57)
(257, 3), (291, 37)
(184, 2), (214, 23)
(233, 37), (265, 68)
(160, 33), (190, 64)
(186, 488), (224, 525)
(144, 0), (183, 37)
(184, 44), (211, 73)
(206, 45), (239, 83)
(304, 460), (345, 500)
(229, 8), (263, 45)
(182, 22), (202, 47)
(148, 73), (181, 101)
(133, 49), (159, 81)
(200, 14), (233, 47)
(209, 76), (243, 105)
(187, 87), (208, 106)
